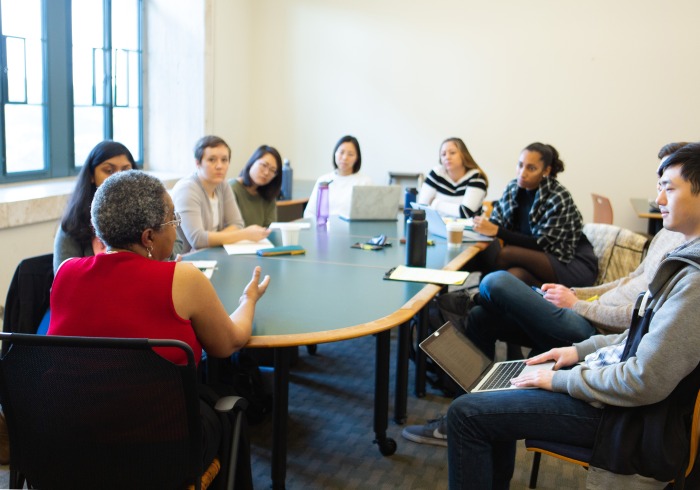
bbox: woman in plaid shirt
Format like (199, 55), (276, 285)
(472, 142), (597, 287)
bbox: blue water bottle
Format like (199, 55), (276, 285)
(280, 159), (293, 200)
(316, 181), (330, 227)
(404, 187), (417, 217)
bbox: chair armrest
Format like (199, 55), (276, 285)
(214, 395), (249, 413)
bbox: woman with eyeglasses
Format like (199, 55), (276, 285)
(53, 140), (136, 273)
(48, 170), (270, 481)
(230, 145), (283, 227)
(303, 135), (373, 219)
(172, 135), (271, 254)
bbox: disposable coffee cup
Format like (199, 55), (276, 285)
(446, 222), (464, 248)
(281, 227), (300, 246)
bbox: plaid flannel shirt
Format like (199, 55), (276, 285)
(489, 177), (584, 263)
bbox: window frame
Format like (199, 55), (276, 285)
(0, 0), (142, 184)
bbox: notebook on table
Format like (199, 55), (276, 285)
(339, 185), (401, 221)
(419, 321), (554, 393)
(410, 203), (492, 242)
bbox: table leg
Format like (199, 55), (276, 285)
(414, 307), (429, 398)
(374, 329), (397, 456)
(271, 347), (291, 490)
(394, 322), (410, 424)
(648, 218), (662, 236)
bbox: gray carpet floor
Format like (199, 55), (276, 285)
(247, 333), (587, 489)
(0, 333), (588, 489)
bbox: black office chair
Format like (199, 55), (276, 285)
(2, 254), (54, 350)
(0, 333), (248, 490)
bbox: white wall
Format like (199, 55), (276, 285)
(144, 0), (206, 174)
(206, 0), (700, 232)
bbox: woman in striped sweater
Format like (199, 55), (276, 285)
(417, 137), (489, 218)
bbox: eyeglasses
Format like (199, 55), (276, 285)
(256, 160), (278, 175)
(160, 212), (182, 228)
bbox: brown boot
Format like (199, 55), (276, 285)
(0, 410), (9, 465)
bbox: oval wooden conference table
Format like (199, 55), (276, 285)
(188, 215), (486, 489)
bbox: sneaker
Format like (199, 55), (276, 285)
(401, 415), (447, 447)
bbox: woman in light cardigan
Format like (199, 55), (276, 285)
(173, 135), (270, 254)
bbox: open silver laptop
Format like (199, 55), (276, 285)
(420, 321), (554, 392)
(340, 185), (401, 221)
(410, 203), (492, 242)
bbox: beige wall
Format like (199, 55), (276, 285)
(206, 0), (700, 233)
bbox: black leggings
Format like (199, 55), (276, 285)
(477, 240), (556, 287)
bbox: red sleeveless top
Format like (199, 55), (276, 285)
(48, 253), (202, 365)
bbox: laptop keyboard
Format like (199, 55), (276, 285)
(480, 361), (526, 390)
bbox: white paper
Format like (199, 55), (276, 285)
(223, 238), (274, 255)
(185, 260), (217, 279)
(268, 222), (311, 230)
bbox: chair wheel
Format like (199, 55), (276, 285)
(375, 437), (397, 456)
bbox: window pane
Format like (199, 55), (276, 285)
(114, 49), (129, 106)
(1, 0), (41, 38)
(74, 107), (104, 166)
(113, 107), (140, 161)
(112, 0), (139, 50)
(5, 37), (27, 102)
(2, 0), (44, 175)
(4, 105), (44, 173)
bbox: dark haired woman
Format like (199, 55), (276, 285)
(418, 137), (489, 218)
(303, 135), (373, 219)
(472, 142), (597, 287)
(231, 145), (283, 227)
(53, 140), (136, 273)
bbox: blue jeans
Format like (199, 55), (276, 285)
(466, 271), (597, 359)
(447, 389), (602, 489)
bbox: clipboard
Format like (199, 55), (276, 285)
(384, 265), (469, 286)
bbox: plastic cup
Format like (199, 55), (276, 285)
(446, 222), (464, 248)
(281, 227), (300, 246)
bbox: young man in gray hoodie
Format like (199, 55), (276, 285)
(447, 142), (700, 489)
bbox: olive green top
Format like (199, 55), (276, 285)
(230, 179), (278, 227)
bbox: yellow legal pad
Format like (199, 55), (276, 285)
(384, 265), (469, 286)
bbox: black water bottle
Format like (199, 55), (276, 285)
(406, 209), (427, 267)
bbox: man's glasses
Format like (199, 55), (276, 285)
(161, 212), (182, 228)
(256, 160), (278, 175)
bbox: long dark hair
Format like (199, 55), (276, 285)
(332, 135), (362, 174)
(60, 141), (136, 247)
(239, 145), (283, 201)
(524, 142), (564, 178)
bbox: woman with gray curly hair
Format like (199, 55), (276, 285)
(47, 170), (270, 476)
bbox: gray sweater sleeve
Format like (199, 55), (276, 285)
(53, 226), (93, 274)
(173, 175), (213, 251)
(551, 266), (700, 407)
(570, 229), (687, 334)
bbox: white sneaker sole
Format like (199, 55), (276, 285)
(401, 427), (448, 447)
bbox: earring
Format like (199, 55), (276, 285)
(147, 246), (153, 259)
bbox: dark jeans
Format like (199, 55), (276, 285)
(466, 271), (596, 359)
(447, 389), (602, 489)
